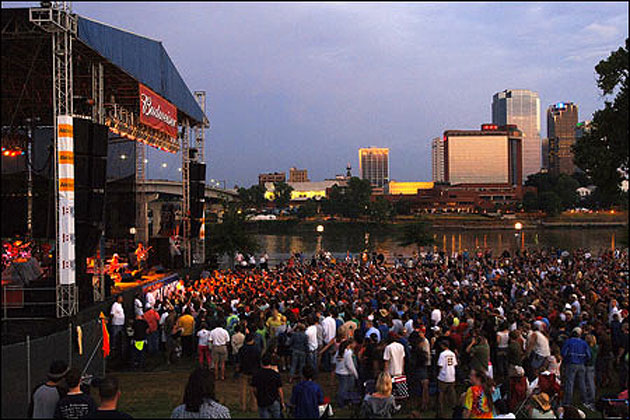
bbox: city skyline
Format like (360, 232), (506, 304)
(4, 2), (628, 187)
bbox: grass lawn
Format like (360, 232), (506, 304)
(99, 353), (612, 418)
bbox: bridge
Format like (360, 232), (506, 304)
(138, 179), (239, 203)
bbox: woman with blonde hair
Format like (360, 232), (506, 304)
(584, 333), (599, 406)
(360, 372), (398, 418)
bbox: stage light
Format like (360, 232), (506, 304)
(120, 154), (127, 160)
(161, 163), (167, 168)
(144, 159), (148, 164)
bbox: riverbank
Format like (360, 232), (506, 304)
(244, 211), (627, 235)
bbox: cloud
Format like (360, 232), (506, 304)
(584, 22), (620, 40)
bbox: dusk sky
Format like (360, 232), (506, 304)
(5, 2), (629, 187)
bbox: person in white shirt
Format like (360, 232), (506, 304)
(321, 309), (337, 372)
(333, 339), (359, 408)
(383, 336), (405, 377)
(437, 340), (458, 418)
(209, 325), (230, 381)
(110, 295), (125, 356)
(196, 323), (212, 367)
(431, 308), (442, 326)
(133, 294), (144, 317)
(305, 316), (320, 373)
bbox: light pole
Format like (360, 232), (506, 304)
(316, 224), (324, 255)
(514, 222), (522, 252)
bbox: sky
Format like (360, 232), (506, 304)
(4, 2), (629, 187)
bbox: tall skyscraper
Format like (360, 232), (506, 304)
(541, 137), (550, 172)
(547, 102), (579, 175)
(444, 124), (522, 186)
(492, 89), (541, 181)
(359, 147), (389, 188)
(431, 137), (445, 182)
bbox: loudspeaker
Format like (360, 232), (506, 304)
(190, 181), (205, 200)
(73, 118), (92, 155)
(188, 148), (198, 161)
(189, 162), (205, 181)
(92, 124), (109, 157)
(91, 158), (107, 189)
(149, 237), (171, 268)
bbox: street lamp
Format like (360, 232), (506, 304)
(316, 225), (324, 255)
(514, 222), (523, 252)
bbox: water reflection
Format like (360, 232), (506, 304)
(253, 227), (624, 264)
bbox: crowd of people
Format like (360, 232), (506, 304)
(30, 246), (629, 418)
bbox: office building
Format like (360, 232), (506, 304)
(547, 102), (578, 175)
(431, 137), (445, 182)
(492, 89), (541, 181)
(359, 147), (389, 188)
(258, 172), (285, 186)
(541, 138), (549, 172)
(388, 181), (434, 195)
(444, 124), (522, 186)
(289, 167), (309, 183)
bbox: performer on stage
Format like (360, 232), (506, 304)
(108, 253), (122, 282)
(135, 242), (150, 272)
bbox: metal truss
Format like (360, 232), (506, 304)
(30, 2), (78, 318)
(193, 91), (208, 265)
(181, 120), (192, 267)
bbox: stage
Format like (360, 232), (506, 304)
(111, 269), (180, 295)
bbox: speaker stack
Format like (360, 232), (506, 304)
(73, 118), (109, 307)
(188, 148), (205, 238)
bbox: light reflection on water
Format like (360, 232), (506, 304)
(252, 228), (623, 263)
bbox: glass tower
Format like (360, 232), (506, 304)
(359, 148), (389, 188)
(492, 89), (541, 182)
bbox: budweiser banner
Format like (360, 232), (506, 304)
(57, 115), (76, 285)
(139, 83), (178, 138)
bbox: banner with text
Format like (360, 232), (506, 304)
(139, 83), (178, 138)
(57, 115), (76, 285)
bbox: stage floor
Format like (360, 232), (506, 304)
(111, 269), (178, 294)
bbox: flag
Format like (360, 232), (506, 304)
(76, 326), (83, 355)
(99, 312), (110, 358)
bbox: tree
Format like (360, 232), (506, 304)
(368, 197), (394, 223)
(296, 199), (318, 220)
(344, 177), (372, 220)
(539, 191), (562, 216)
(524, 172), (579, 211)
(523, 191), (538, 212)
(555, 174), (579, 209)
(273, 181), (293, 209)
(398, 220), (435, 252)
(206, 202), (259, 268)
(237, 184), (266, 210)
(393, 199), (413, 216)
(573, 38), (629, 206)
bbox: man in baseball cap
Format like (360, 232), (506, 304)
(29, 360), (70, 418)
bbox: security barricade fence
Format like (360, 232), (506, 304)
(1, 317), (105, 419)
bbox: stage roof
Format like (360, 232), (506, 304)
(76, 15), (206, 124)
(1, 7), (206, 126)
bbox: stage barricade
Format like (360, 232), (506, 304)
(1, 318), (104, 419)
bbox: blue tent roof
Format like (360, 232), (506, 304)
(77, 16), (206, 124)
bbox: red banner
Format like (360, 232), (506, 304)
(139, 83), (178, 138)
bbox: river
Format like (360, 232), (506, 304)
(252, 227), (624, 264)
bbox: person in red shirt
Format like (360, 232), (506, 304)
(143, 304), (161, 354)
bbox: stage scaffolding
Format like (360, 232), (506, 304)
(29, 2), (78, 318)
(3, 2), (209, 318)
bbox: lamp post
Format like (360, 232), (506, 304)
(316, 224), (324, 255)
(514, 222), (522, 252)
